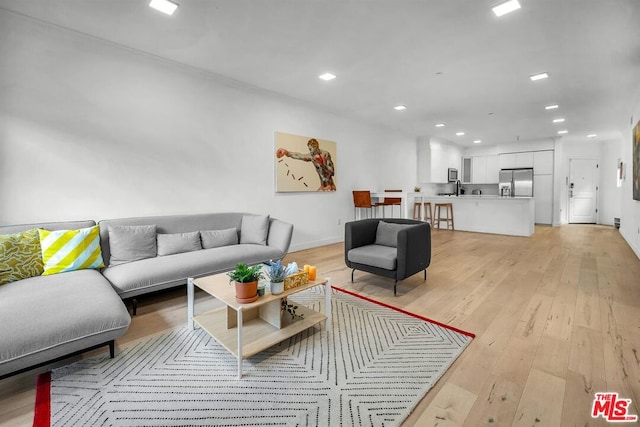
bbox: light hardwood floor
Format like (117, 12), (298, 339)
(1, 225), (639, 426)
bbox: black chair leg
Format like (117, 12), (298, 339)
(351, 269), (355, 282)
(424, 269), (427, 280)
(394, 280), (397, 296)
(109, 340), (115, 358)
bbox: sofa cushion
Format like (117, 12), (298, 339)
(375, 221), (414, 248)
(39, 225), (105, 276)
(108, 225), (157, 266)
(348, 244), (397, 270)
(240, 215), (269, 245)
(0, 228), (44, 285)
(157, 232), (202, 256)
(0, 269), (131, 377)
(200, 228), (238, 249)
(102, 244), (284, 298)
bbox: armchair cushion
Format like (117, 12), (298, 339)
(375, 221), (414, 247)
(348, 245), (397, 270)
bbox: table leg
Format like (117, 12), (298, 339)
(237, 307), (243, 379)
(187, 277), (194, 330)
(325, 278), (332, 329)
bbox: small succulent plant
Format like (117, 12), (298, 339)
(265, 259), (287, 282)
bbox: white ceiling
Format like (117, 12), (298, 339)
(2, 0), (640, 147)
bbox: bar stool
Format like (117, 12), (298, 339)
(352, 191), (374, 219)
(413, 201), (433, 224)
(433, 203), (454, 230)
(378, 190), (402, 217)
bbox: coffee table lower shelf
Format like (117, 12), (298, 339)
(193, 305), (326, 360)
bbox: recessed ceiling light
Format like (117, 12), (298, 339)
(318, 72), (336, 81)
(587, 134), (597, 138)
(545, 104), (559, 110)
(435, 123), (445, 127)
(394, 105), (407, 111)
(492, 0), (521, 17)
(456, 132), (465, 136)
(558, 130), (568, 134)
(530, 72), (549, 81)
(473, 140), (482, 144)
(553, 118), (565, 123)
(149, 0), (179, 15)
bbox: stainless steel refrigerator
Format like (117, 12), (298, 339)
(499, 168), (534, 197)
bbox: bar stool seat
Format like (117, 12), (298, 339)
(433, 203), (454, 230)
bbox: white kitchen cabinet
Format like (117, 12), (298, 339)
(417, 139), (462, 183)
(461, 157), (472, 184)
(472, 156), (486, 183)
(534, 174), (553, 224)
(499, 153), (516, 169)
(516, 151), (534, 168)
(471, 155), (499, 183)
(485, 154), (499, 183)
(533, 150), (554, 175)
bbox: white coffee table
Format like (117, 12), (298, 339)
(187, 273), (331, 378)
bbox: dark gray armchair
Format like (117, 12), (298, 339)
(344, 218), (431, 295)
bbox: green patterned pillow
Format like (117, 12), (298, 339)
(0, 228), (45, 285)
(39, 225), (105, 276)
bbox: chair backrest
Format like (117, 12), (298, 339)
(383, 189), (402, 204)
(353, 191), (372, 208)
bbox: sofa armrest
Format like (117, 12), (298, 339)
(267, 218), (294, 255)
(396, 222), (431, 280)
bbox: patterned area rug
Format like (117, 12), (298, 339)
(34, 287), (474, 426)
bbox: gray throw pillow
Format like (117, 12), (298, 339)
(157, 231), (202, 256)
(201, 228), (238, 249)
(239, 215), (270, 245)
(375, 221), (413, 248)
(108, 225), (157, 266)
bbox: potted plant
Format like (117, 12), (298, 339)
(265, 260), (286, 295)
(227, 263), (263, 303)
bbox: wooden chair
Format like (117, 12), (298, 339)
(352, 191), (375, 220)
(377, 189), (402, 217)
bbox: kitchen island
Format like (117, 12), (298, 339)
(370, 192), (535, 237)
(421, 195), (535, 237)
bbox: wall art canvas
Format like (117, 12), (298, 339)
(634, 120), (640, 201)
(275, 132), (337, 192)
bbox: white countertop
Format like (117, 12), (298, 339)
(418, 195), (533, 200)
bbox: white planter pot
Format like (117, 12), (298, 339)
(270, 281), (284, 295)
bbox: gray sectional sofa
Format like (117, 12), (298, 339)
(0, 212), (293, 379)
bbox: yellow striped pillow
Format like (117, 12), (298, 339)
(38, 225), (105, 276)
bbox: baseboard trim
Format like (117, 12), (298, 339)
(289, 237), (342, 252)
(619, 228), (640, 260)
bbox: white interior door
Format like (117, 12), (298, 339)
(569, 159), (598, 223)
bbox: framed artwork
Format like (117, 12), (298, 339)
(275, 132), (337, 192)
(634, 120), (640, 201)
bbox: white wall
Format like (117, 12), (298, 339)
(599, 139), (623, 225)
(619, 91), (640, 258)
(0, 11), (417, 251)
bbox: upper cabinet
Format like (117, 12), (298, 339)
(461, 157), (472, 184)
(533, 150), (554, 175)
(515, 151), (534, 168)
(417, 138), (462, 183)
(499, 153), (516, 169)
(470, 154), (499, 183)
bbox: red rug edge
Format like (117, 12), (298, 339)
(33, 371), (51, 427)
(331, 285), (476, 339)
